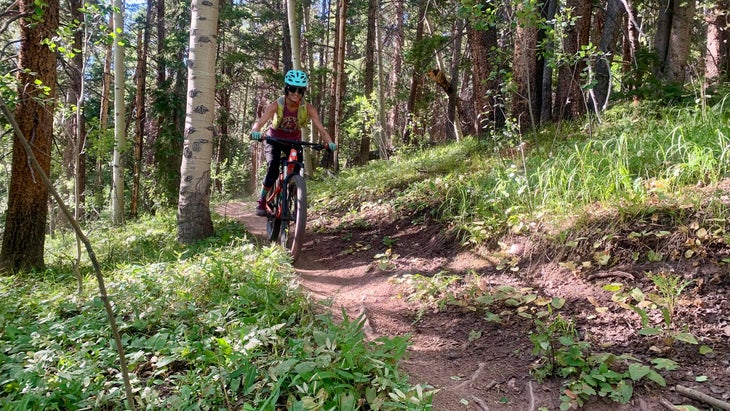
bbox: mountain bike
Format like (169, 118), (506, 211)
(262, 136), (326, 261)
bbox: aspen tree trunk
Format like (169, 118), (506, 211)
(97, 15), (113, 209)
(287, 0), (315, 174)
(302, 0), (315, 174)
(177, 0), (219, 243)
(287, 0), (301, 69)
(111, 0), (126, 225)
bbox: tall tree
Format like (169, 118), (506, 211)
(511, 0), (539, 132)
(357, 0), (377, 165)
(131, 3), (153, 218)
(177, 0), (219, 243)
(1, 0), (59, 272)
(554, 0), (591, 121)
(539, 0), (557, 124)
(323, 0), (346, 170)
(466, 2), (503, 137)
(111, 0), (126, 224)
(666, 0), (695, 84)
(386, 0), (404, 145)
(402, 0), (427, 144)
(704, 0), (729, 86)
(592, 0), (625, 111)
(63, 0), (87, 221)
(96, 15), (113, 205)
(654, 0), (695, 84)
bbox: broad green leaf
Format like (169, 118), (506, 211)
(614, 380), (634, 403)
(651, 358), (679, 371)
(628, 363), (650, 381)
(602, 283), (623, 292)
(638, 327), (662, 336)
(645, 370), (666, 387)
(675, 333), (698, 344)
(699, 345), (714, 355)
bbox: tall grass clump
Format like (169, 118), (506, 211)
(311, 101), (730, 246)
(1, 213), (432, 410)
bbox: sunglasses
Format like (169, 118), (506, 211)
(286, 86), (307, 95)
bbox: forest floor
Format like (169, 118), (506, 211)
(215, 190), (730, 411)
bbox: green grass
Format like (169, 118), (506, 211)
(310, 100), (730, 245)
(1, 213), (433, 410)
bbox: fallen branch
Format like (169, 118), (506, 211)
(675, 384), (730, 411)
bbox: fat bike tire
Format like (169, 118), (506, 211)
(266, 217), (281, 242)
(280, 174), (307, 261)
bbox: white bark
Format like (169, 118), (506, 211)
(287, 0), (301, 70)
(177, 0), (219, 243)
(111, 0), (125, 225)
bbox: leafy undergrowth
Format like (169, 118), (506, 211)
(0, 212), (433, 410)
(307, 101), (730, 410)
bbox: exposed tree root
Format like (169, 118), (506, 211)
(470, 395), (490, 411)
(452, 362), (493, 390)
(526, 381), (536, 411)
(585, 270), (635, 282)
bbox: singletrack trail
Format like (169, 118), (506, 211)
(215, 200), (729, 411)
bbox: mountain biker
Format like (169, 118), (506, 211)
(250, 69), (337, 217)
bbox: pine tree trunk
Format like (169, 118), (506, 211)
(403, 1), (427, 145)
(592, 0), (625, 111)
(1, 0), (59, 273)
(358, 0), (377, 165)
(704, 0), (729, 86)
(512, 1), (539, 132)
(666, 0), (695, 83)
(131, 3), (152, 218)
(386, 0), (404, 146)
(554, 0), (591, 122)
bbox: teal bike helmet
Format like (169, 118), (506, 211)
(284, 69), (309, 87)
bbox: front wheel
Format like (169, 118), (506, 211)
(279, 174), (307, 261)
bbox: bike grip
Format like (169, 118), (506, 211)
(250, 131), (262, 141)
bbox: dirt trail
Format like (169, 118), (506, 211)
(215, 201), (730, 411)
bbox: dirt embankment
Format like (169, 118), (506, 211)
(216, 200), (730, 411)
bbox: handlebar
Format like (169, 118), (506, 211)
(260, 136), (326, 151)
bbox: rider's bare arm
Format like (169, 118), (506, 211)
(251, 101), (278, 133)
(306, 103), (333, 145)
